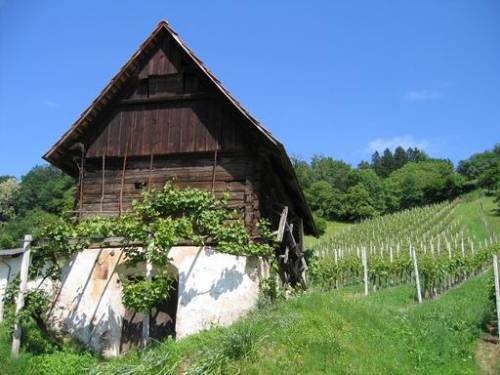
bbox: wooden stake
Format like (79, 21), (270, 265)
(276, 207), (288, 242)
(11, 235), (32, 357)
(148, 152), (154, 192)
(411, 247), (422, 304)
(493, 255), (500, 344)
(142, 248), (153, 349)
(362, 247), (369, 296)
(211, 147), (218, 196)
(100, 154), (106, 212)
(119, 137), (130, 215)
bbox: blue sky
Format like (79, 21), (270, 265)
(1, 1), (499, 178)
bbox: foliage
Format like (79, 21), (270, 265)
(122, 275), (175, 313)
(457, 143), (500, 189)
(1, 271), (494, 374)
(1, 277), (60, 355)
(14, 165), (74, 216)
(371, 146), (428, 178)
(31, 183), (274, 314)
(311, 193), (500, 301)
(27, 351), (97, 375)
(0, 209), (60, 249)
(0, 177), (19, 222)
(312, 214), (327, 236)
(294, 146), (463, 222)
(385, 160), (464, 209)
(0, 165), (74, 249)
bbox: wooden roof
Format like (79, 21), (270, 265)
(42, 21), (317, 235)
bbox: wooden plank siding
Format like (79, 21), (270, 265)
(44, 21), (317, 237)
(79, 154), (261, 233)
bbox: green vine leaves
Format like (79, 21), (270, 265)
(30, 183), (275, 313)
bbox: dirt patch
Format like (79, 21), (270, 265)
(476, 339), (500, 375)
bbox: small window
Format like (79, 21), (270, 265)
(135, 182), (147, 190)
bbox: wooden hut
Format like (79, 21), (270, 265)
(39, 21), (319, 355)
(43, 21), (316, 240)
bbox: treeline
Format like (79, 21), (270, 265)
(0, 144), (498, 246)
(0, 166), (74, 248)
(294, 144), (500, 228)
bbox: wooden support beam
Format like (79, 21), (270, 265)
(11, 235), (32, 357)
(119, 137), (130, 215)
(276, 206), (288, 242)
(493, 255), (500, 344)
(120, 92), (209, 106)
(142, 242), (154, 350)
(411, 247), (423, 303)
(100, 155), (106, 212)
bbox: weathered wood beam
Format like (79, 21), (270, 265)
(119, 92), (209, 106)
(11, 235), (32, 357)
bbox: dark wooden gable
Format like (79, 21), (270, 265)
(84, 34), (249, 160)
(43, 21), (317, 235)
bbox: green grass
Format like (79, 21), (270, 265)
(2, 274), (491, 374)
(455, 192), (500, 241)
(304, 220), (351, 249)
(1, 191), (498, 374)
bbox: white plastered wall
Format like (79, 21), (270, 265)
(0, 247), (268, 357)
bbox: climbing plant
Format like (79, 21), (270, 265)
(30, 183), (275, 313)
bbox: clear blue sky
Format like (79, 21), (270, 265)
(1, 1), (499, 178)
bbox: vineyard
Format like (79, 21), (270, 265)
(310, 196), (500, 299)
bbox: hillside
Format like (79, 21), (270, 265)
(2, 268), (495, 374)
(1, 192), (499, 374)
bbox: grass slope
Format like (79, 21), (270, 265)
(304, 220), (351, 249)
(2, 274), (491, 374)
(1, 192), (498, 374)
(455, 192), (500, 240)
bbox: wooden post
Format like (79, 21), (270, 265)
(78, 146), (85, 216)
(493, 255), (500, 344)
(297, 218), (307, 286)
(211, 147), (218, 196)
(362, 247), (368, 296)
(119, 136), (130, 215)
(11, 235), (32, 357)
(148, 153), (154, 192)
(411, 247), (422, 304)
(276, 207), (288, 242)
(142, 256), (153, 349)
(100, 154), (106, 212)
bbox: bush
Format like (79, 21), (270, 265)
(313, 215), (327, 236)
(27, 351), (97, 375)
(221, 324), (262, 361)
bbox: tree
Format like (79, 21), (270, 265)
(343, 184), (377, 221)
(406, 147), (428, 162)
(347, 169), (386, 215)
(310, 156), (352, 192)
(291, 156), (313, 190)
(358, 160), (370, 170)
(457, 144), (499, 188)
(0, 178), (18, 222)
(371, 151), (382, 176)
(393, 146), (408, 170)
(385, 160), (463, 210)
(379, 148), (395, 178)
(305, 181), (345, 220)
(15, 165), (74, 215)
(0, 175), (15, 184)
